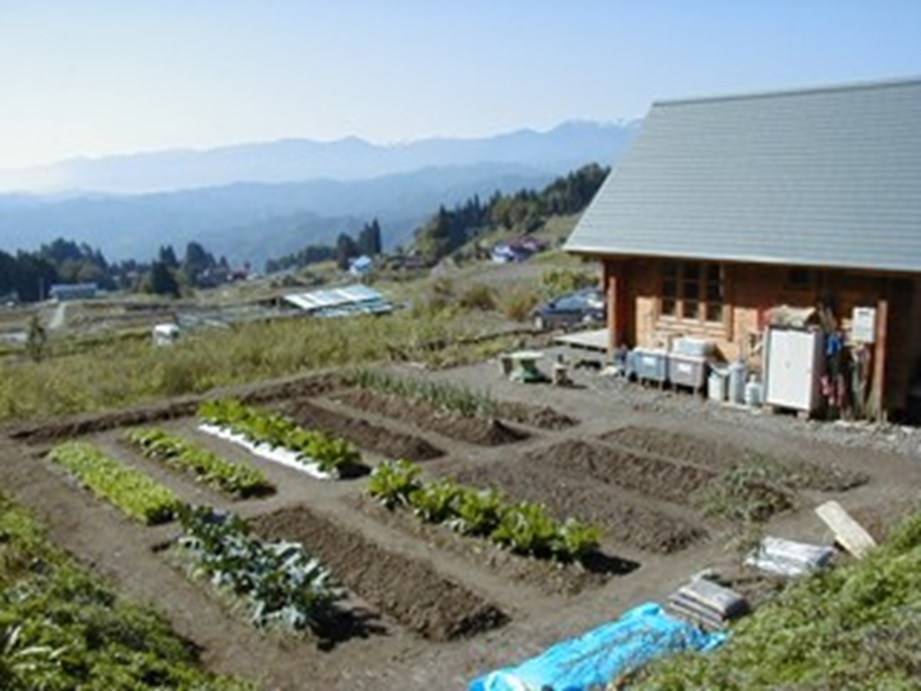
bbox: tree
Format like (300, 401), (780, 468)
(335, 233), (359, 271)
(182, 241), (215, 285)
(358, 218), (383, 256)
(146, 261), (180, 297)
(158, 245), (179, 269)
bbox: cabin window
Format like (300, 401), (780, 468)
(659, 262), (724, 325)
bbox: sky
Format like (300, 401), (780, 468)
(1, 0), (920, 170)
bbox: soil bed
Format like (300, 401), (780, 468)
(525, 439), (714, 505)
(250, 505), (508, 641)
(333, 389), (529, 446)
(277, 398), (444, 462)
(351, 495), (638, 597)
(453, 460), (706, 554)
(599, 425), (868, 492)
(492, 402), (578, 430)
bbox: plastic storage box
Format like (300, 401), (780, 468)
(629, 348), (669, 385)
(668, 353), (709, 392)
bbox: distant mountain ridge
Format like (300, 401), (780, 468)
(0, 120), (638, 266)
(0, 120), (638, 194)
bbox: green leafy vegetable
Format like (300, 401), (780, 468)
(198, 399), (362, 476)
(367, 460), (600, 562)
(124, 427), (274, 498)
(47, 441), (180, 525)
(176, 506), (341, 632)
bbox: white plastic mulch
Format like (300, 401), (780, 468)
(198, 423), (334, 480)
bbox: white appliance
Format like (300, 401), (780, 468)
(763, 327), (824, 413)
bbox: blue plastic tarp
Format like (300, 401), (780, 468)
(468, 602), (726, 691)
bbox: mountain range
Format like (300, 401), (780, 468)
(0, 120), (639, 267)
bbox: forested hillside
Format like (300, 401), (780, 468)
(412, 162), (608, 263)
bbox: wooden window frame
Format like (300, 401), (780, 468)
(658, 261), (726, 328)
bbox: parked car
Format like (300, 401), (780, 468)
(532, 288), (606, 331)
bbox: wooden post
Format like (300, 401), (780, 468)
(604, 259), (629, 354)
(603, 260), (615, 353)
(871, 296), (889, 422)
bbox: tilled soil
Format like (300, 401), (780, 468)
(599, 425), (869, 491)
(277, 398), (444, 462)
(453, 459), (707, 554)
(334, 388), (529, 446)
(250, 505), (508, 641)
(493, 402), (578, 430)
(525, 439), (714, 505)
(524, 439), (798, 523)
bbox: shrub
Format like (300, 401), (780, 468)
(541, 268), (597, 296)
(458, 283), (497, 311)
(500, 289), (541, 322)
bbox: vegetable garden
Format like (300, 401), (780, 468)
(0, 365), (894, 690)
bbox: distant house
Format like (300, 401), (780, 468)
(491, 242), (531, 263)
(48, 282), (97, 301)
(565, 77), (921, 418)
(349, 255), (373, 276)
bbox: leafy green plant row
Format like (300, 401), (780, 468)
(367, 460), (600, 562)
(47, 441), (181, 525)
(176, 505), (341, 632)
(198, 399), (361, 476)
(124, 427), (274, 498)
(344, 367), (498, 418)
(0, 494), (254, 690)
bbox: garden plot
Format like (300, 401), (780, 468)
(277, 397), (445, 462)
(250, 505), (508, 641)
(526, 439), (796, 524)
(599, 425), (869, 491)
(529, 439), (715, 505)
(351, 493), (638, 597)
(453, 457), (706, 554)
(198, 399), (369, 480)
(334, 388), (529, 446)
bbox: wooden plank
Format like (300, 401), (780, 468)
(815, 500), (877, 559)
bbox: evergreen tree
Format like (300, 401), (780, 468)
(146, 261), (180, 297)
(182, 241), (215, 285)
(158, 245), (179, 269)
(357, 218), (383, 257)
(335, 233), (359, 271)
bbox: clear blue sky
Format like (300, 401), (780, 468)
(1, 0), (920, 168)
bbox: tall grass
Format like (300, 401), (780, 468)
(0, 311), (463, 422)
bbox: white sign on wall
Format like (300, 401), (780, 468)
(851, 307), (876, 343)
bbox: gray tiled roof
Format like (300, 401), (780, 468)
(565, 77), (921, 273)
